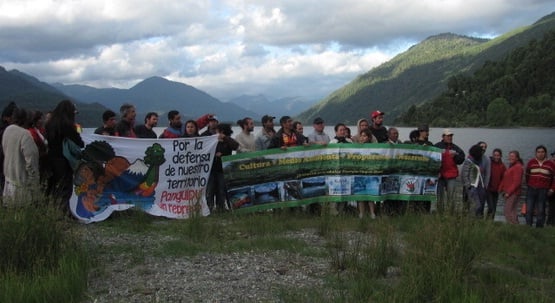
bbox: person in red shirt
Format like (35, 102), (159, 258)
(499, 150), (524, 224)
(524, 145), (555, 228)
(486, 148), (506, 220)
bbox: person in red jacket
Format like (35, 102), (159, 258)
(486, 148), (506, 220)
(499, 150), (524, 224)
(524, 145), (555, 228)
(434, 129), (465, 214)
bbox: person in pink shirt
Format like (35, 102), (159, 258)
(499, 151), (524, 224)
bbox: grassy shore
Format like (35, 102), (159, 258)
(2, 204), (555, 302)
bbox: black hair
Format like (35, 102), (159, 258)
(144, 112), (158, 123)
(102, 110), (116, 122)
(217, 123), (233, 136)
(168, 110), (179, 120)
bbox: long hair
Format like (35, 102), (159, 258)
(45, 100), (76, 140)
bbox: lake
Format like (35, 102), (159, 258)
(84, 126), (555, 163)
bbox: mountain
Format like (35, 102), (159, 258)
(0, 66), (108, 127)
(296, 12), (555, 125)
(397, 29), (555, 127)
(227, 94), (316, 119)
(55, 77), (258, 123)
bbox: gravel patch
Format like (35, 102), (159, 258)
(79, 225), (335, 302)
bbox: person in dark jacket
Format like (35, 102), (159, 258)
(206, 123), (239, 213)
(45, 100), (84, 214)
(434, 128), (465, 214)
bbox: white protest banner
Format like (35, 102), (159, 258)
(69, 135), (218, 223)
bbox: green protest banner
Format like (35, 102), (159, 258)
(223, 143), (442, 212)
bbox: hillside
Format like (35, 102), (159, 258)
(55, 77), (258, 123)
(296, 12), (555, 125)
(0, 67), (107, 127)
(397, 29), (555, 127)
(227, 94), (316, 119)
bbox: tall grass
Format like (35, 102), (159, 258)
(0, 200), (89, 303)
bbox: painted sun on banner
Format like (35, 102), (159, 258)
(70, 135), (218, 223)
(223, 143), (442, 213)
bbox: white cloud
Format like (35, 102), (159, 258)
(0, 0), (553, 100)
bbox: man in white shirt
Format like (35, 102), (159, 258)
(307, 117), (330, 145)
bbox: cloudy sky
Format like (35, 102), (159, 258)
(1, 1), (554, 101)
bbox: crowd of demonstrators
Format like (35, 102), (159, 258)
(2, 100), (554, 225)
(134, 112), (158, 138)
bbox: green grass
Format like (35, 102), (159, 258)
(5, 199), (554, 302)
(0, 201), (90, 303)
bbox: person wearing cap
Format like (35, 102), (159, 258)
(370, 110), (388, 143)
(434, 128), (465, 214)
(235, 117), (256, 153)
(255, 115), (276, 150)
(135, 112), (159, 138)
(201, 115), (219, 136)
(524, 145), (555, 228)
(307, 117), (330, 145)
(269, 116), (303, 149)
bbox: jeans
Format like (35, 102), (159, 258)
(486, 191), (500, 220)
(437, 177), (457, 214)
(468, 186), (487, 218)
(525, 187), (548, 227)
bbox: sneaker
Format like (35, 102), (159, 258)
(370, 213), (376, 219)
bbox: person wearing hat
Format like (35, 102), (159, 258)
(200, 115), (219, 136)
(370, 110), (388, 143)
(434, 128), (465, 214)
(307, 117), (330, 145)
(255, 115), (276, 150)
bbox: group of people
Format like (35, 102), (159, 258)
(2, 100), (554, 227)
(0, 100), (82, 214)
